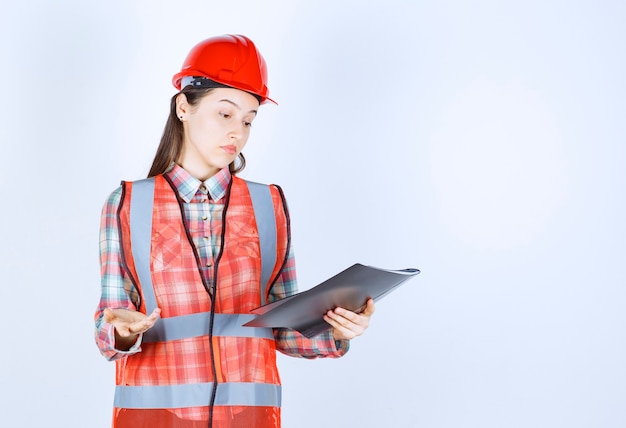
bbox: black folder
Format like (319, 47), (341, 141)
(243, 263), (420, 338)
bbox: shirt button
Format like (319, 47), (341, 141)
(199, 185), (207, 193)
(204, 236), (210, 240)
(202, 216), (208, 221)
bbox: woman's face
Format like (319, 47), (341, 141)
(177, 87), (260, 180)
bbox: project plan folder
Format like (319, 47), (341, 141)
(243, 263), (420, 338)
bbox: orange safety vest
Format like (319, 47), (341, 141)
(113, 174), (290, 428)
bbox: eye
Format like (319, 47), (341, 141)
(243, 121), (253, 128)
(219, 112), (231, 119)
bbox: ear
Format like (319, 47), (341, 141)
(176, 93), (190, 120)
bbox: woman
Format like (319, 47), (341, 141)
(94, 34), (374, 428)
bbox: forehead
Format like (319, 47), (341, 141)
(201, 87), (260, 111)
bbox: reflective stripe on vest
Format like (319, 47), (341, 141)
(143, 312), (273, 342)
(129, 179), (158, 312)
(114, 382), (282, 409)
(246, 181), (277, 306)
(129, 177), (276, 343)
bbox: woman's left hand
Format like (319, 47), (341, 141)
(324, 298), (375, 341)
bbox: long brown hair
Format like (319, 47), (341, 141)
(147, 86), (246, 178)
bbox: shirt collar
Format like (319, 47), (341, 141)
(165, 163), (231, 203)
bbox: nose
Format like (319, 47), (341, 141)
(228, 122), (244, 140)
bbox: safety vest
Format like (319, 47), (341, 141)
(113, 174), (290, 428)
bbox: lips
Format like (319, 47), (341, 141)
(221, 145), (237, 155)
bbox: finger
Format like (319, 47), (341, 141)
(106, 308), (158, 324)
(331, 307), (360, 323)
(104, 308), (147, 337)
(145, 308), (161, 327)
(325, 314), (361, 341)
(130, 320), (153, 335)
(104, 308), (139, 323)
(327, 310), (365, 333)
(324, 314), (351, 336)
(148, 308), (162, 320)
(362, 299), (376, 316)
(332, 309), (369, 331)
(142, 308), (161, 324)
(128, 308), (161, 335)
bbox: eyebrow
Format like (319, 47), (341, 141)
(218, 99), (258, 115)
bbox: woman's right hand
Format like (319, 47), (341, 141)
(103, 307), (161, 350)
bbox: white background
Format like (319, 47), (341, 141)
(1, 1), (625, 427)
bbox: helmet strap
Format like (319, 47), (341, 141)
(180, 76), (263, 104)
(181, 76), (231, 90)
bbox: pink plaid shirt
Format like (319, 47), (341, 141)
(94, 164), (348, 361)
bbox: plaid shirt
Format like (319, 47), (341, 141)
(95, 164), (348, 361)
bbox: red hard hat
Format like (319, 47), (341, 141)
(172, 34), (276, 104)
